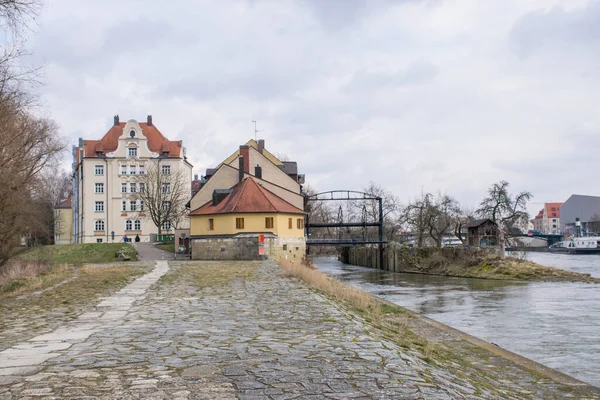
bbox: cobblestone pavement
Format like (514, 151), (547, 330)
(0, 260), (596, 399)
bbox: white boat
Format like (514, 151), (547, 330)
(549, 237), (600, 254)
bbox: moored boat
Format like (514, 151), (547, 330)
(549, 237), (600, 254)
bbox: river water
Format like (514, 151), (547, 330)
(314, 254), (600, 387)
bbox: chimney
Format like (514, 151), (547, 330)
(239, 146), (250, 173)
(238, 156), (244, 183)
(257, 139), (265, 154)
(254, 164), (262, 179)
(147, 115), (153, 126)
(114, 115), (119, 126)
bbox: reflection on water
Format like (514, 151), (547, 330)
(315, 256), (600, 387)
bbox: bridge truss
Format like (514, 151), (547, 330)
(305, 190), (386, 266)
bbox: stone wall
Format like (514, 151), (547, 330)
(192, 235), (306, 261)
(341, 245), (496, 274)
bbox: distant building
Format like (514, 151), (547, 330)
(531, 203), (563, 234)
(560, 195), (600, 235)
(531, 209), (544, 232)
(54, 197), (73, 244)
(466, 219), (498, 247)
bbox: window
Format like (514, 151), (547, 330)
(128, 147), (137, 157)
(129, 129), (135, 138)
(134, 220), (141, 230)
(139, 164), (145, 175)
(161, 183), (171, 193)
(96, 238), (103, 243)
(161, 165), (171, 175)
(122, 200), (127, 211)
(121, 183), (127, 193)
(95, 183), (104, 193)
(236, 218), (244, 229)
(95, 165), (104, 175)
(130, 201), (137, 211)
(265, 217), (274, 229)
(208, 218), (214, 230)
(56, 221), (61, 229)
(95, 201), (104, 212)
(288, 218), (292, 229)
(56, 233), (60, 241)
(297, 218), (304, 229)
(125, 220), (132, 230)
(139, 200), (144, 211)
(162, 201), (171, 211)
(94, 220), (105, 231)
(121, 164), (127, 175)
(130, 164), (136, 174)
(162, 221), (171, 230)
(130, 183), (136, 193)
(139, 183), (145, 193)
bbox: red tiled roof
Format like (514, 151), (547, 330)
(545, 202), (563, 219)
(533, 209), (543, 220)
(55, 196), (72, 209)
(190, 177), (304, 216)
(83, 122), (182, 158)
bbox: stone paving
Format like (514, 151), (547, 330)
(0, 260), (597, 399)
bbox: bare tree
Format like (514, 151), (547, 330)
(405, 192), (432, 247)
(135, 163), (190, 234)
(476, 180), (532, 255)
(452, 205), (475, 244)
(0, 107), (63, 265)
(426, 194), (460, 247)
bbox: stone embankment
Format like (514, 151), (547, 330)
(342, 245), (598, 282)
(0, 259), (598, 399)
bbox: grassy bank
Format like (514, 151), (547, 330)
(0, 261), (72, 295)
(432, 253), (598, 283)
(280, 260), (600, 398)
(15, 243), (138, 264)
(345, 246), (597, 283)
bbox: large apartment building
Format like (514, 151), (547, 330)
(72, 116), (193, 243)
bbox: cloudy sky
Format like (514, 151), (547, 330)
(24, 0), (600, 215)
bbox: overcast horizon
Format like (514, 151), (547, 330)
(24, 0), (600, 216)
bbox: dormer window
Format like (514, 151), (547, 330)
(128, 147), (137, 157)
(129, 130), (135, 138)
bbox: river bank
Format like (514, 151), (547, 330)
(282, 260), (600, 397)
(342, 246), (598, 282)
(315, 256), (600, 387)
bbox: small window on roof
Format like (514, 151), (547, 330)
(130, 130), (135, 138)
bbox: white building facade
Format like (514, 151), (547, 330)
(72, 116), (193, 243)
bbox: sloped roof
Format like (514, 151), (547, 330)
(533, 209), (543, 220)
(55, 197), (72, 209)
(219, 139), (284, 167)
(82, 122), (182, 158)
(466, 218), (496, 228)
(190, 177), (304, 216)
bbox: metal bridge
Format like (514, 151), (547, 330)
(305, 190), (386, 265)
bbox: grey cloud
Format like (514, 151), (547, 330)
(510, 3), (600, 58)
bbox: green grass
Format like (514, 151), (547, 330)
(155, 242), (175, 253)
(15, 243), (138, 264)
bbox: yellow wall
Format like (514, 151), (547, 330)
(55, 207), (73, 244)
(191, 212), (305, 237)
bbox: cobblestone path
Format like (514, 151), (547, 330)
(0, 261), (596, 399)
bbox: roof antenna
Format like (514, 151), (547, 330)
(252, 120), (263, 140)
